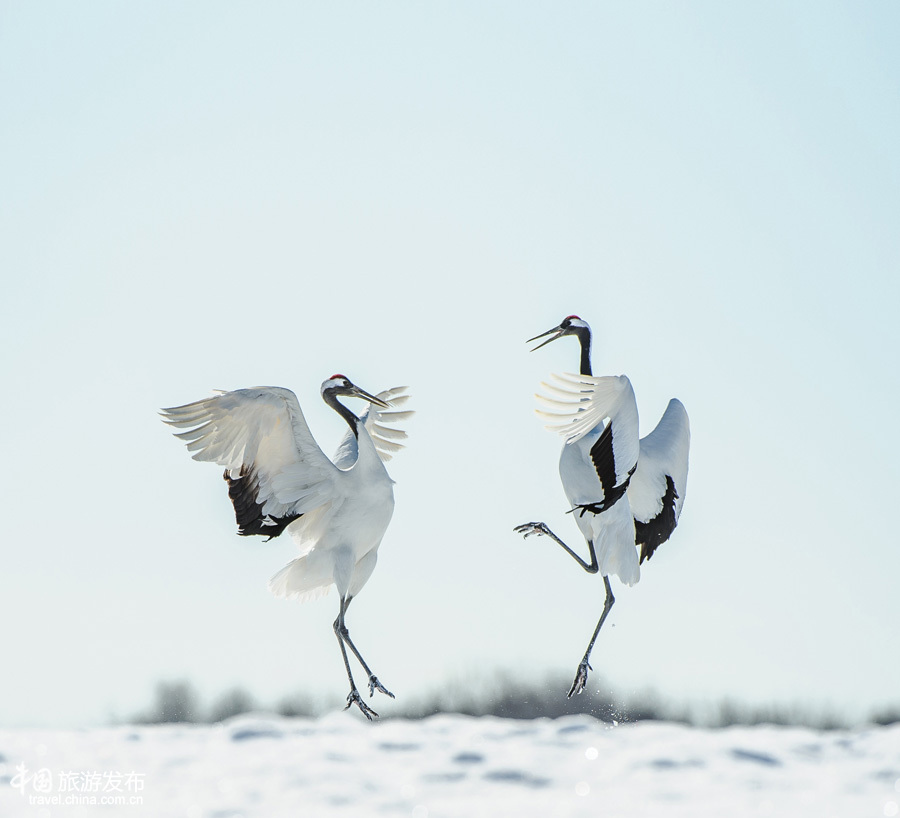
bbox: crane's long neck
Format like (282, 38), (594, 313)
(575, 327), (592, 376)
(323, 391), (360, 438)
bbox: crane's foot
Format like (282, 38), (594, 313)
(345, 688), (379, 720)
(514, 522), (550, 539)
(567, 660), (592, 698)
(368, 675), (395, 699)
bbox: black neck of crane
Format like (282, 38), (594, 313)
(323, 389), (360, 438)
(574, 326), (592, 376)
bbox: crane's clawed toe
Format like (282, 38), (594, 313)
(567, 661), (592, 698)
(368, 675), (395, 699)
(514, 522), (550, 539)
(346, 689), (379, 720)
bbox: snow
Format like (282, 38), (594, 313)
(1, 714), (898, 817)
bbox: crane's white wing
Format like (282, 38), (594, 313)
(536, 372), (641, 494)
(161, 387), (338, 538)
(536, 373), (638, 446)
(332, 386), (414, 469)
(627, 398), (690, 564)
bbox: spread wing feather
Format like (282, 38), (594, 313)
(627, 398), (691, 562)
(161, 387), (338, 534)
(332, 387), (414, 469)
(628, 398), (690, 524)
(536, 373), (641, 486)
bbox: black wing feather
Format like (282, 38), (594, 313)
(580, 421), (632, 513)
(635, 474), (679, 563)
(223, 467), (302, 541)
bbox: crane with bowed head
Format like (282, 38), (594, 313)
(161, 375), (413, 719)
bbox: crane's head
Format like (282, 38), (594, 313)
(320, 375), (390, 408)
(527, 315), (591, 351)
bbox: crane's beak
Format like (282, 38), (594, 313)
(527, 324), (566, 351)
(348, 384), (391, 408)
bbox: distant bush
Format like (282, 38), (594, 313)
(208, 688), (257, 723)
(711, 698), (846, 730)
(128, 676), (897, 730)
(870, 706), (900, 726)
(275, 692), (321, 718)
(394, 672), (661, 723)
(135, 680), (201, 724)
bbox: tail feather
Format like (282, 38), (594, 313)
(268, 553), (334, 603)
(589, 501), (641, 586)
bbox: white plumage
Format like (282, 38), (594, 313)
(537, 372), (643, 585)
(515, 315), (690, 697)
(268, 386), (413, 603)
(628, 397), (690, 555)
(161, 376), (412, 719)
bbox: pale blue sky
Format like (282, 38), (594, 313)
(2, 1), (898, 727)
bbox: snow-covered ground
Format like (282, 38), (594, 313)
(1, 713), (898, 817)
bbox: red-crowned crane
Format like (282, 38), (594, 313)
(161, 376), (413, 719)
(515, 316), (690, 697)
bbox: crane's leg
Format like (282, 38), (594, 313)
(335, 596), (395, 703)
(514, 522), (599, 574)
(568, 576), (615, 697)
(334, 596), (379, 720)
